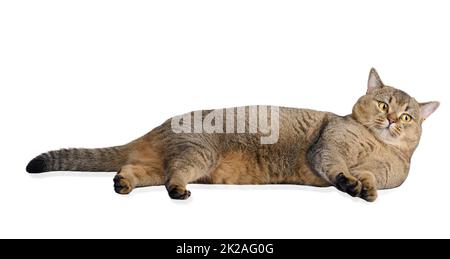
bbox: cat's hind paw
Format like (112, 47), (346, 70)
(167, 186), (191, 200)
(113, 175), (133, 195)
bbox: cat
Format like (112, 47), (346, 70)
(26, 68), (439, 202)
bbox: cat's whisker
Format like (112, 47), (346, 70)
(24, 68), (439, 203)
(389, 125), (402, 137)
(363, 121), (378, 129)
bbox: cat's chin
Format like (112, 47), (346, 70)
(374, 128), (402, 145)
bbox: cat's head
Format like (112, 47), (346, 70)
(352, 68), (439, 149)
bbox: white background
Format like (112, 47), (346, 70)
(0, 0), (448, 238)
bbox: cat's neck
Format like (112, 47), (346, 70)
(346, 115), (415, 161)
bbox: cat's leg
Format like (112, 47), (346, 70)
(165, 150), (215, 200)
(310, 149), (377, 201)
(113, 164), (164, 194)
(309, 150), (363, 198)
(350, 170), (378, 202)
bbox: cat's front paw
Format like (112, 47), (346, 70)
(335, 173), (363, 197)
(360, 181), (378, 202)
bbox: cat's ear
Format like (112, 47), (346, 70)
(367, 68), (384, 94)
(420, 101), (440, 121)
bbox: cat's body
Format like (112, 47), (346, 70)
(26, 69), (439, 201)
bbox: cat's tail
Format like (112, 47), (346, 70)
(26, 145), (130, 173)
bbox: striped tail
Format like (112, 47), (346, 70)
(26, 146), (129, 173)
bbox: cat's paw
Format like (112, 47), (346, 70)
(360, 182), (378, 202)
(335, 173), (363, 197)
(113, 175), (133, 195)
(167, 186), (191, 200)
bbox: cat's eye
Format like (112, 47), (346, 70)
(400, 114), (412, 122)
(377, 101), (389, 113)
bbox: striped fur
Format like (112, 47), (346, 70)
(27, 146), (129, 173)
(26, 68), (439, 202)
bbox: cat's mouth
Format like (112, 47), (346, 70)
(374, 119), (402, 138)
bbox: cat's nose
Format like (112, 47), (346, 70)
(387, 113), (397, 124)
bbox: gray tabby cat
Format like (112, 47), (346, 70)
(27, 68), (439, 202)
